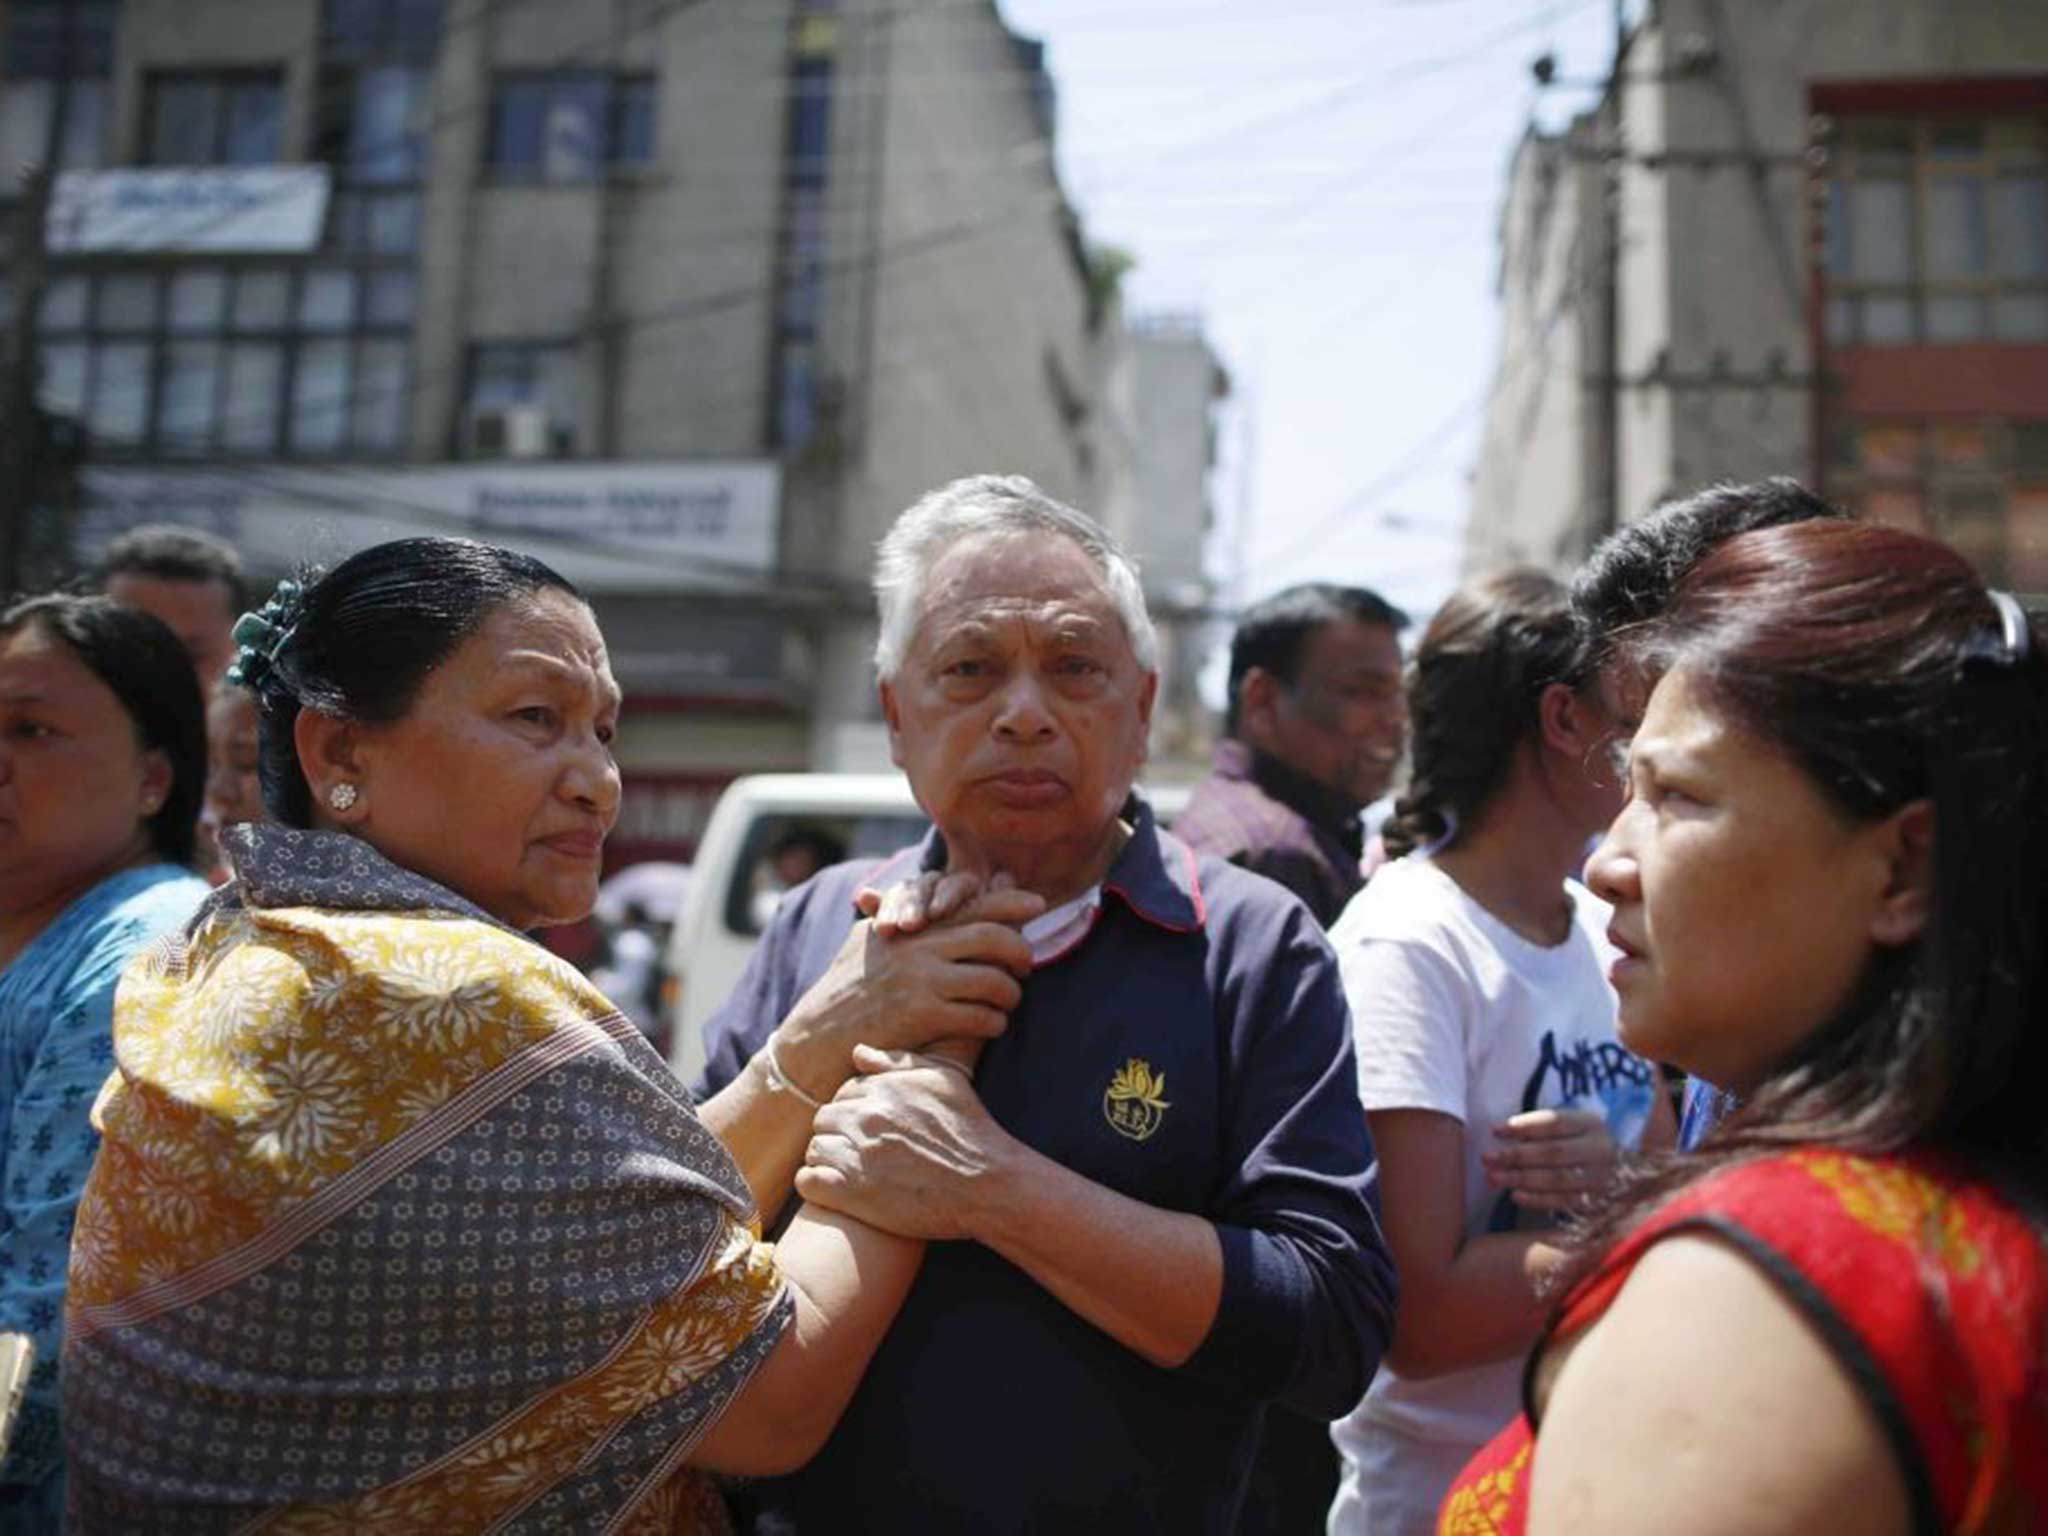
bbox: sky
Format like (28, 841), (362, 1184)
(996, 0), (1627, 628)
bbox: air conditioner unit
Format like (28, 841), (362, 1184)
(467, 405), (554, 460)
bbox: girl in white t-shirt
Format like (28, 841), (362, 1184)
(1327, 571), (1677, 1536)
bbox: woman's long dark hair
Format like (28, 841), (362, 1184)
(1382, 570), (1594, 860)
(241, 538), (583, 828)
(0, 594), (207, 865)
(1566, 517), (2048, 1277)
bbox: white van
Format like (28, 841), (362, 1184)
(663, 773), (1192, 1084)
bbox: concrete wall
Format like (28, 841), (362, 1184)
(1466, 121), (1603, 575)
(1123, 318), (1220, 596)
(1468, 0), (2048, 573)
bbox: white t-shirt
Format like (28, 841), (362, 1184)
(1326, 855), (1659, 1532)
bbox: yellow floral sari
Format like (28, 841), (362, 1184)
(63, 826), (788, 1534)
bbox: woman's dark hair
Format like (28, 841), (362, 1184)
(0, 594), (206, 865)
(242, 538), (583, 827)
(1381, 569), (1594, 860)
(1569, 516), (2048, 1273)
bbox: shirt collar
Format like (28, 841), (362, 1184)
(860, 791), (1207, 935)
(1214, 737), (1364, 853)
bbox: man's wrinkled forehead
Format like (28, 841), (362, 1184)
(909, 533), (1132, 655)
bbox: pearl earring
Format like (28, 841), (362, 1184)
(327, 783), (358, 813)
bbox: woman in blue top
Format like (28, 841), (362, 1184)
(0, 595), (208, 1526)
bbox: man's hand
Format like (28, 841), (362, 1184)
(795, 1045), (1019, 1241)
(773, 887), (1042, 1099)
(854, 869), (1033, 937)
(1482, 1107), (1620, 1212)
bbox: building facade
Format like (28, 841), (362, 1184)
(0, 0), (1228, 859)
(1466, 0), (2048, 590)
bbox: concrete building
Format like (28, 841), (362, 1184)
(1093, 309), (1230, 767)
(0, 0), (1228, 859)
(1466, 0), (2048, 591)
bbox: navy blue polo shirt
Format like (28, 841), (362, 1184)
(695, 798), (1395, 1535)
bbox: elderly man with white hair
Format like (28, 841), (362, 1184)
(694, 475), (1394, 1533)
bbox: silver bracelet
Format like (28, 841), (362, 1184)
(759, 1034), (825, 1109)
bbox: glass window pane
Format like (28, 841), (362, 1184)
(221, 343), (284, 452)
(612, 77), (656, 166)
(1994, 293), (2048, 342)
(394, 0), (444, 59)
(38, 275), (88, 331)
(97, 274), (158, 331)
(160, 340), (222, 452)
(535, 344), (581, 430)
(149, 78), (219, 165)
(38, 341), (88, 417)
(75, 2), (117, 74)
(299, 270), (358, 331)
(58, 78), (108, 168)
(542, 77), (607, 183)
(324, 0), (383, 59)
(292, 339), (352, 454)
(489, 79), (546, 173)
(1927, 294), (1987, 341)
(350, 66), (426, 184)
(231, 271), (292, 330)
(1931, 423), (1995, 470)
(1930, 121), (1984, 162)
(467, 344), (529, 412)
(1995, 175), (2048, 280)
(0, 79), (54, 173)
(225, 81), (284, 165)
(1826, 294), (1854, 345)
(365, 270), (417, 327)
(87, 340), (151, 445)
(1848, 179), (1912, 283)
(1860, 424), (1922, 477)
(168, 270), (229, 333)
(353, 338), (409, 452)
(7, 2), (67, 76)
(1861, 486), (1926, 533)
(1860, 294), (1915, 344)
(1927, 177), (1988, 279)
(789, 59), (831, 177)
(366, 192), (421, 253)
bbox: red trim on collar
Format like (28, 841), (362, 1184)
(1105, 836), (1206, 935)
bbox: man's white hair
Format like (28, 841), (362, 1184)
(872, 474), (1159, 679)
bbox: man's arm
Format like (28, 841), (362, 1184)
(799, 900), (1396, 1414)
(692, 877), (1039, 1222)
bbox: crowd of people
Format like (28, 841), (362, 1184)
(0, 477), (2039, 1533)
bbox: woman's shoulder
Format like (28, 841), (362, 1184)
(1574, 1148), (2048, 1532)
(1331, 855), (1470, 947)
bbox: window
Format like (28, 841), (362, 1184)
(36, 267), (414, 458)
(143, 72), (286, 166)
(1826, 116), (2048, 345)
(322, 0), (443, 62)
(0, 0), (114, 174)
(465, 341), (580, 454)
(1827, 417), (2048, 587)
(486, 73), (659, 182)
(769, 26), (835, 451)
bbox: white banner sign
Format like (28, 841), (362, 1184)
(48, 167), (332, 254)
(77, 460), (781, 592)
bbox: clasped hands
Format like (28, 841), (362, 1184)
(784, 871), (1037, 1242)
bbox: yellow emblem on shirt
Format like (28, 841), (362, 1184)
(1104, 1057), (1171, 1142)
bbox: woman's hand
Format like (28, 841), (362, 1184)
(1483, 1107), (1620, 1212)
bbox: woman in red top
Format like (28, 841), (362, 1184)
(1440, 513), (2048, 1536)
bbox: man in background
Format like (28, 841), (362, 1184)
(1172, 581), (1406, 1534)
(97, 525), (245, 702)
(1176, 584), (1407, 927)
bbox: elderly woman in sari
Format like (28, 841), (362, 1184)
(63, 538), (1003, 1532)
(0, 596), (210, 1525)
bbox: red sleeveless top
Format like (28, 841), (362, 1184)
(1437, 1149), (2048, 1536)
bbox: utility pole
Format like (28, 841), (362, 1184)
(0, 163), (53, 599)
(1594, 0), (1628, 547)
